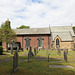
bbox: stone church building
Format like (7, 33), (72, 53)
(2, 25), (75, 50)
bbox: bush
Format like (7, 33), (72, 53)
(0, 46), (3, 55)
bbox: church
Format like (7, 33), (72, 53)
(2, 20), (75, 50)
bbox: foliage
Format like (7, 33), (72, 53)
(0, 46), (3, 55)
(17, 25), (30, 29)
(0, 20), (16, 43)
(73, 26), (75, 31)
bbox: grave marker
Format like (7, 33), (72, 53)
(64, 49), (68, 62)
(13, 51), (18, 72)
(34, 47), (36, 55)
(56, 45), (61, 55)
(28, 47), (34, 62)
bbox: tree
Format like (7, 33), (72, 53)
(17, 25), (30, 29)
(0, 19), (16, 53)
(73, 26), (75, 31)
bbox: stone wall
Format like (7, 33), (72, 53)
(53, 36), (73, 50)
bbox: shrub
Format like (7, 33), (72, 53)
(0, 46), (3, 55)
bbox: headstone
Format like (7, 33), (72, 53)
(37, 47), (39, 53)
(13, 51), (18, 72)
(28, 47), (34, 62)
(28, 50), (30, 62)
(64, 49), (68, 62)
(34, 47), (36, 55)
(47, 49), (50, 62)
(56, 45), (61, 55)
(17, 46), (19, 52)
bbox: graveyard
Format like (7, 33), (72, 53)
(0, 49), (75, 75)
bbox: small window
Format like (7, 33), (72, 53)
(56, 38), (59, 45)
(25, 37), (31, 47)
(38, 37), (44, 47)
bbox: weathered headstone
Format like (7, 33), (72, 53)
(28, 47), (34, 62)
(64, 49), (68, 62)
(17, 46), (19, 52)
(13, 51), (18, 72)
(48, 54), (50, 62)
(28, 50), (30, 62)
(37, 47), (39, 53)
(34, 47), (36, 55)
(56, 45), (61, 55)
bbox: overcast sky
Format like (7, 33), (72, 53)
(0, 0), (75, 29)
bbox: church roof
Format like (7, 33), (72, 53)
(52, 32), (73, 41)
(14, 26), (74, 41)
(51, 26), (74, 41)
(14, 28), (51, 35)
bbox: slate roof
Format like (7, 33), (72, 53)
(14, 28), (51, 35)
(51, 26), (74, 41)
(52, 32), (73, 41)
(14, 26), (74, 41)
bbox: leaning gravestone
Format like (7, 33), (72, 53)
(64, 49), (68, 62)
(13, 51), (18, 72)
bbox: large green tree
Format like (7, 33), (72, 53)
(17, 25), (30, 29)
(0, 19), (16, 53)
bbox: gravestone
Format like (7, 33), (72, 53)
(37, 47), (38, 53)
(47, 49), (50, 62)
(17, 46), (19, 52)
(48, 54), (50, 62)
(13, 51), (18, 72)
(34, 47), (36, 55)
(28, 50), (30, 62)
(56, 45), (61, 55)
(28, 47), (34, 62)
(64, 49), (68, 62)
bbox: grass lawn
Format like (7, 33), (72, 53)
(0, 50), (75, 75)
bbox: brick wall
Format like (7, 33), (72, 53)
(17, 34), (51, 49)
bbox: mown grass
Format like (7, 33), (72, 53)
(0, 50), (75, 75)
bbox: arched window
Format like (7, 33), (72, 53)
(38, 37), (44, 47)
(56, 38), (59, 45)
(25, 37), (31, 47)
